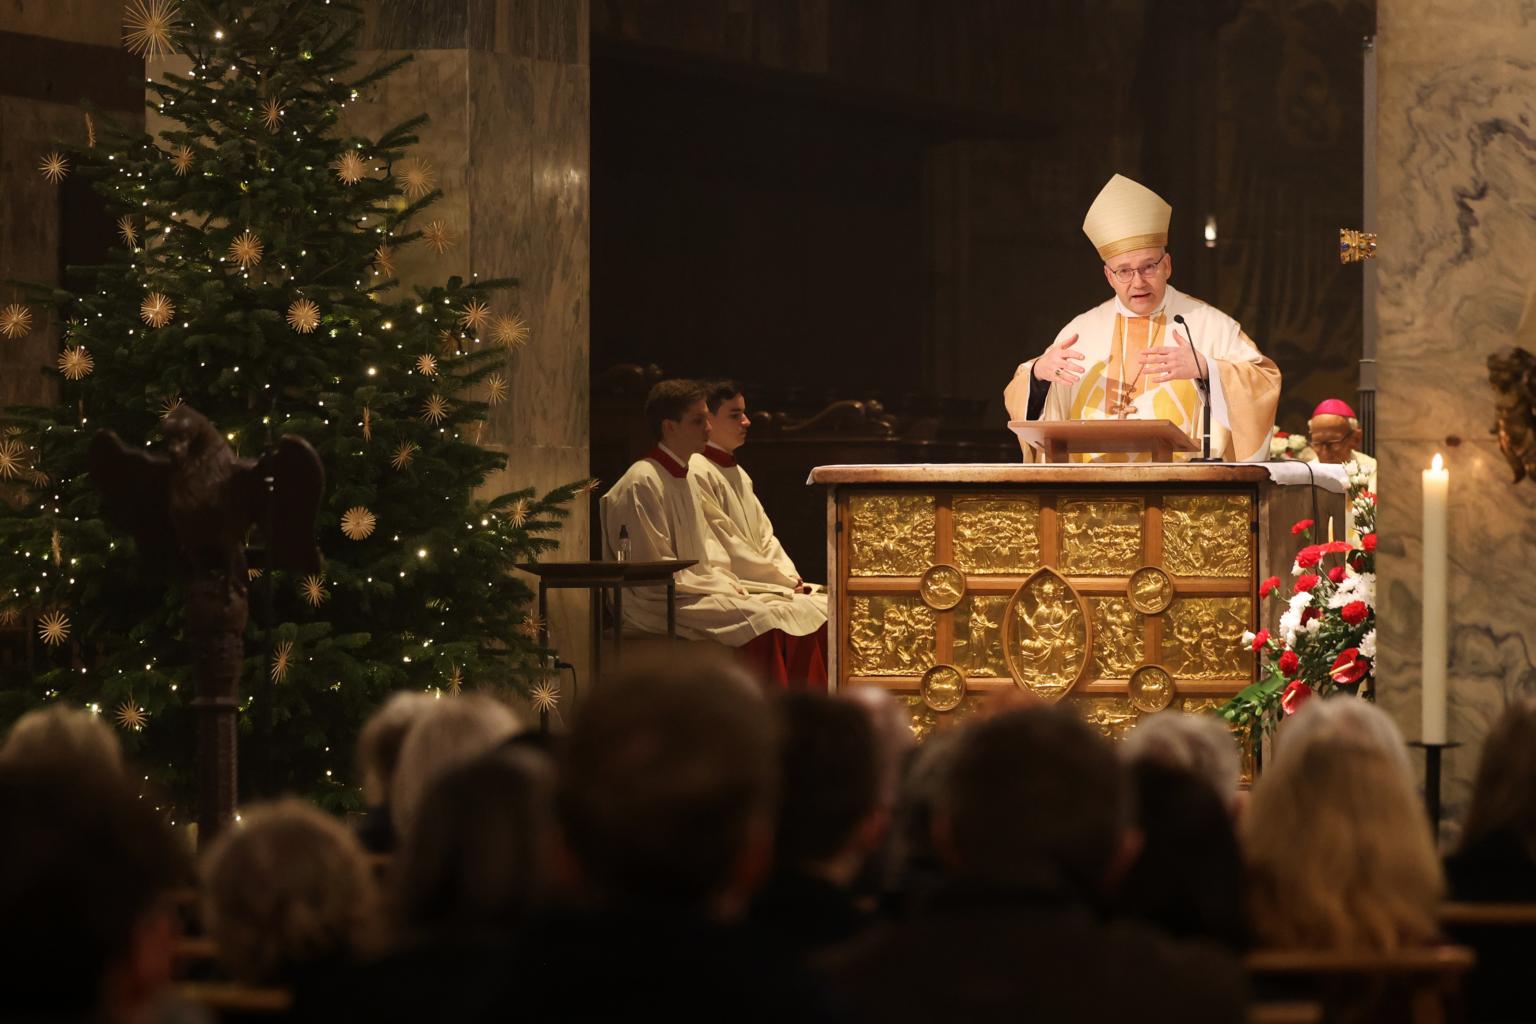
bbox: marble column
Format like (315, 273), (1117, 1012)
(358, 1), (592, 708)
(1376, 0), (1536, 840)
(0, 2), (142, 407)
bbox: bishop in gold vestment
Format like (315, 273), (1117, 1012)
(1004, 174), (1281, 462)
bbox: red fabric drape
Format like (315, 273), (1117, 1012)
(738, 625), (827, 692)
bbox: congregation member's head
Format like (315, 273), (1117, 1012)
(201, 799), (378, 984)
(1084, 174), (1173, 316)
(936, 705), (1135, 899)
(704, 379), (750, 453)
(391, 693), (523, 841)
(1122, 710), (1242, 810)
(1458, 698), (1536, 858)
(773, 694), (889, 884)
(557, 647), (776, 918)
(643, 378), (711, 458)
(1243, 736), (1441, 950)
(0, 767), (188, 1023)
(1276, 695), (1411, 779)
(357, 690), (435, 811)
(392, 746), (554, 940)
(0, 703), (125, 777)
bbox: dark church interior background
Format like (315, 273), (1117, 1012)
(589, 0), (1374, 575)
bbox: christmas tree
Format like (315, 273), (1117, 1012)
(0, 0), (582, 811)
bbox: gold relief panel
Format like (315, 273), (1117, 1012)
(1059, 498), (1143, 575)
(955, 595), (1008, 678)
(1163, 597), (1251, 679)
(1003, 568), (1091, 702)
(1180, 699), (1256, 785)
(919, 564), (966, 610)
(920, 664), (967, 712)
(953, 497), (1041, 574)
(848, 494), (936, 576)
(847, 597), (937, 676)
(1088, 597), (1143, 679)
(902, 694), (981, 742)
(1128, 664), (1177, 713)
(1163, 494), (1253, 578)
(1068, 695), (1141, 741)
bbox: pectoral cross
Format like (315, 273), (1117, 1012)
(1106, 377), (1140, 419)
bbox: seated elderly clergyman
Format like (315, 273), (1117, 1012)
(600, 379), (827, 687)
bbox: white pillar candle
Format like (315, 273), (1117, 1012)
(1422, 453), (1449, 744)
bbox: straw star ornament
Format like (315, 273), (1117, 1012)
(422, 221), (454, 255)
(37, 609), (70, 646)
(505, 497), (530, 527)
(530, 680), (560, 715)
(58, 346), (94, 380)
(286, 298), (321, 333)
(447, 665), (463, 695)
(518, 612), (544, 640)
(416, 354), (438, 377)
(0, 440), (26, 480)
(373, 244), (395, 277)
(391, 441), (419, 470)
(39, 152), (69, 184)
(300, 574), (329, 607)
(171, 145), (193, 176)
(261, 98), (283, 133)
(0, 304), (33, 339)
(85, 112), (96, 148)
(140, 293), (174, 328)
(118, 216), (140, 247)
(421, 395), (449, 425)
(115, 700), (149, 732)
(396, 158), (436, 200)
(271, 641), (293, 682)
(158, 395), (183, 420)
(457, 300), (490, 332)
(341, 506), (377, 540)
(229, 230), (263, 270)
(492, 314), (529, 350)
(123, 0), (180, 60)
(484, 373), (508, 405)
(335, 150), (368, 185)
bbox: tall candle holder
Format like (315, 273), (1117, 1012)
(1409, 739), (1461, 838)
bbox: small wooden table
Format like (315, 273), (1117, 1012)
(1009, 418), (1199, 463)
(515, 559), (697, 684)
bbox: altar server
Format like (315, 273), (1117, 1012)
(600, 379), (826, 685)
(691, 381), (823, 598)
(1004, 174), (1281, 462)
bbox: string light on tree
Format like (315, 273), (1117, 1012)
(38, 151), (69, 184)
(0, 304), (33, 339)
(286, 298), (321, 333)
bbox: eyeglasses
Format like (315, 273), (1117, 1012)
(1107, 252), (1167, 284)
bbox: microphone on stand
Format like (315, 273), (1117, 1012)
(1173, 313), (1218, 462)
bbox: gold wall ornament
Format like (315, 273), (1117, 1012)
(1088, 596), (1143, 678)
(1164, 597), (1251, 679)
(1127, 564), (1174, 614)
(847, 494), (935, 576)
(1339, 227), (1378, 264)
(848, 596), (936, 675)
(953, 496), (1041, 573)
(955, 596), (1007, 677)
(1069, 694), (1140, 741)
(1128, 663), (1177, 713)
(1163, 494), (1252, 577)
(1003, 568), (1091, 702)
(918, 563), (966, 610)
(920, 664), (968, 712)
(1059, 498), (1143, 575)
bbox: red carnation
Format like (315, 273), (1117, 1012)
(1340, 600), (1369, 625)
(1318, 541), (1352, 555)
(1301, 606), (1321, 626)
(1362, 533), (1377, 552)
(1292, 518), (1315, 536)
(1259, 576), (1281, 598)
(1327, 565), (1347, 584)
(1295, 574), (1320, 593)
(1281, 680), (1314, 715)
(1251, 629), (1270, 651)
(1329, 648), (1370, 686)
(1275, 430), (1289, 438)
(1278, 650), (1300, 676)
(1295, 545), (1322, 569)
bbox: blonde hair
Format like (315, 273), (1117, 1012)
(200, 799), (377, 984)
(0, 705), (123, 777)
(356, 691), (435, 805)
(390, 694), (522, 840)
(1243, 738), (1442, 950)
(1275, 696), (1412, 779)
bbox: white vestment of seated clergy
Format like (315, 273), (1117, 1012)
(689, 444), (825, 607)
(600, 445), (826, 646)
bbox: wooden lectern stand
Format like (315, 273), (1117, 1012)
(1009, 419), (1199, 463)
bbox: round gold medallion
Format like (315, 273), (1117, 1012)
(1128, 663), (1177, 713)
(919, 563), (967, 610)
(1127, 565), (1174, 615)
(920, 664), (967, 713)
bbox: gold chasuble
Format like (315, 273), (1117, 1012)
(1005, 287), (1281, 463)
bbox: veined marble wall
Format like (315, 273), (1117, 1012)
(1376, 0), (1536, 840)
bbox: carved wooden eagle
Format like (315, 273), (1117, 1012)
(88, 405), (324, 578)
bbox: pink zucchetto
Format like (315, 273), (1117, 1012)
(1310, 398), (1356, 420)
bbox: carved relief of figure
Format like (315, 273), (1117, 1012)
(1015, 579), (1079, 688)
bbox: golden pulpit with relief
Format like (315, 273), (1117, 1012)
(808, 463), (1346, 746)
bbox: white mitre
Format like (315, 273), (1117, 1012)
(1082, 174), (1172, 261)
